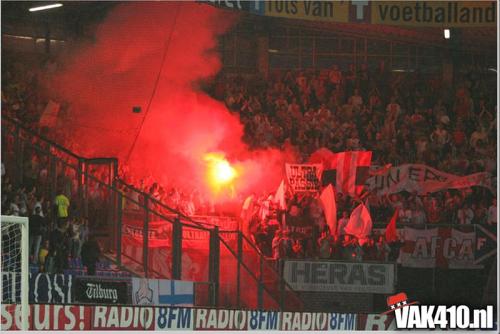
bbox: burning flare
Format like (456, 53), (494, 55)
(204, 152), (237, 194)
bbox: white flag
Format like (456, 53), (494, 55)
(274, 180), (287, 210)
(320, 184), (337, 235)
(345, 203), (373, 240)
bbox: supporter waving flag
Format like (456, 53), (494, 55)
(385, 208), (399, 243)
(322, 151), (372, 197)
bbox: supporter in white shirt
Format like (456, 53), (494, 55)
(32, 195), (45, 217)
(457, 204), (474, 224)
(399, 205), (412, 224)
(410, 202), (427, 224)
(487, 198), (497, 225)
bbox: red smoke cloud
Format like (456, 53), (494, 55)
(48, 2), (295, 199)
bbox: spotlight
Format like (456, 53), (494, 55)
(444, 29), (451, 39)
(29, 3), (63, 12)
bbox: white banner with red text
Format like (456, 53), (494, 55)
(365, 164), (493, 195)
(285, 163), (323, 193)
(398, 226), (482, 269)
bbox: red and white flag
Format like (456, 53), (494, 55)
(322, 151), (372, 197)
(344, 203), (373, 240)
(320, 184), (337, 235)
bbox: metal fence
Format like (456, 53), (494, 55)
(1, 115), (304, 311)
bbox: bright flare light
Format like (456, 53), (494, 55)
(204, 153), (237, 191)
(29, 3), (63, 12)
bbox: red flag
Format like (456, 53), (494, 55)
(345, 203), (372, 240)
(322, 151), (372, 197)
(385, 208), (399, 243)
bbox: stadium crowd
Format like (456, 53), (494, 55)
(2, 53), (497, 263)
(216, 62), (497, 258)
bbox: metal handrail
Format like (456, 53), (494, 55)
(2, 115), (306, 311)
(2, 114), (107, 162)
(219, 237), (281, 310)
(239, 233), (303, 302)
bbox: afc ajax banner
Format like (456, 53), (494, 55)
(74, 277), (130, 304)
(283, 260), (395, 294)
(365, 164), (493, 195)
(1, 272), (73, 304)
(398, 226), (482, 269)
(285, 163), (323, 192)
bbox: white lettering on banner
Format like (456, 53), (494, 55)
(283, 261), (394, 293)
(399, 227), (481, 269)
(329, 313), (357, 330)
(85, 283), (118, 302)
(1, 304), (89, 330)
(280, 312), (329, 330)
(247, 310), (280, 330)
(366, 164), (493, 195)
(194, 308), (247, 330)
(1, 305), (23, 330)
(155, 307), (193, 330)
(31, 273), (72, 303)
(93, 306), (154, 329)
(364, 314), (396, 330)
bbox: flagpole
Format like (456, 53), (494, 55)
(428, 224), (437, 299)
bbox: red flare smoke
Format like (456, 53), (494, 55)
(46, 1), (296, 199)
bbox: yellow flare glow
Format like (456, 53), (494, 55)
(204, 153), (237, 191)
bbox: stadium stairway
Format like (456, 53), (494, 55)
(2, 115), (304, 311)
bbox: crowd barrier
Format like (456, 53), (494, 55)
(1, 303), (398, 330)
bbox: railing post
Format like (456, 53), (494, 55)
(258, 254), (263, 309)
(117, 191), (123, 266)
(143, 195), (150, 277)
(14, 125), (23, 187)
(77, 159), (84, 217)
(236, 232), (242, 308)
(279, 259), (286, 310)
(209, 226), (220, 307)
(49, 154), (57, 228)
(172, 216), (182, 280)
(81, 161), (89, 218)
